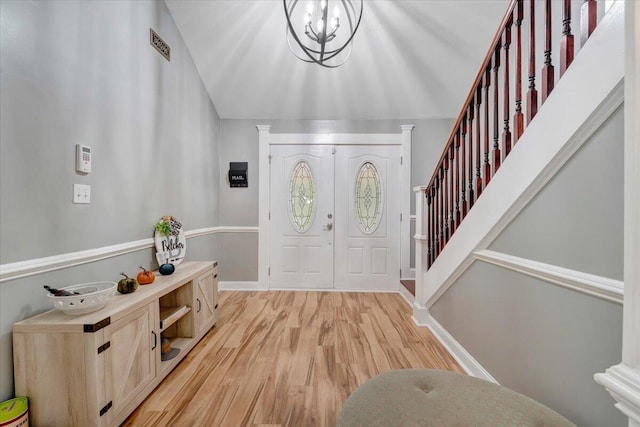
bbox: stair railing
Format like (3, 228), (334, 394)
(425, 0), (600, 269)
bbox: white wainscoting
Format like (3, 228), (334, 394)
(0, 226), (258, 283)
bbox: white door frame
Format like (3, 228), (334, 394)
(256, 125), (414, 289)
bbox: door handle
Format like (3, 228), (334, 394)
(323, 222), (333, 231)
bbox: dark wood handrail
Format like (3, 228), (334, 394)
(424, 0), (600, 268)
(425, 0), (517, 191)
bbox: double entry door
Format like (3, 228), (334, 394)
(269, 144), (400, 290)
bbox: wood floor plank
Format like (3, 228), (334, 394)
(124, 291), (463, 427)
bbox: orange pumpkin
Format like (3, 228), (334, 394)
(137, 266), (155, 285)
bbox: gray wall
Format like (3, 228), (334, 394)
(430, 262), (625, 427)
(430, 107), (625, 426)
(489, 106), (624, 280)
(0, 0), (221, 400)
(218, 118), (453, 280)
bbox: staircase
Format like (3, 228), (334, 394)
(411, 1), (627, 426)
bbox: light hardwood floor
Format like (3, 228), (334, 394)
(123, 291), (463, 427)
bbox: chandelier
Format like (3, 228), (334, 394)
(284, 0), (363, 68)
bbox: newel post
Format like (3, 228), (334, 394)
(413, 186), (429, 324)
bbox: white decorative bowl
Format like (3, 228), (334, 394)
(47, 281), (117, 315)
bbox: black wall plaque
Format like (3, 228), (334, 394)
(229, 162), (248, 187)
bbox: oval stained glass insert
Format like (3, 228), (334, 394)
(288, 161), (316, 233)
(355, 162), (383, 234)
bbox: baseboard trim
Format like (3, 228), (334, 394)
(398, 284), (414, 307)
(0, 225), (258, 283)
(218, 281), (263, 291)
(475, 250), (624, 304)
(424, 314), (498, 384)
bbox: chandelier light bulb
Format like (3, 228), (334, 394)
(284, 0), (363, 68)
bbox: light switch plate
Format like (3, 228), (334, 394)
(73, 184), (91, 204)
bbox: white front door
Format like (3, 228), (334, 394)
(270, 145), (334, 289)
(334, 145), (400, 290)
(269, 144), (400, 290)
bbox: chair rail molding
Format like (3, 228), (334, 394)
(474, 250), (624, 304)
(596, 2), (640, 425)
(0, 226), (258, 283)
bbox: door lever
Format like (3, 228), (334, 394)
(323, 222), (333, 231)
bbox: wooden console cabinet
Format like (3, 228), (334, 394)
(13, 261), (218, 427)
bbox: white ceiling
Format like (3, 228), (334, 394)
(165, 0), (510, 120)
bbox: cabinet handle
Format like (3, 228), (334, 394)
(151, 331), (157, 350)
(196, 298), (201, 313)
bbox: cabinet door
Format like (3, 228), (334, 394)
(104, 302), (157, 422)
(194, 271), (216, 332)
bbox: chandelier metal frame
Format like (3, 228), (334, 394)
(284, 0), (363, 68)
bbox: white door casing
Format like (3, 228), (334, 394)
(257, 127), (413, 290)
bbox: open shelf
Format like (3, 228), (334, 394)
(159, 337), (191, 371)
(159, 305), (191, 332)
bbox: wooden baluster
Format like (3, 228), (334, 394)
(475, 85), (483, 198)
(458, 114), (468, 217)
(503, 14), (513, 157)
(493, 41), (502, 175)
(541, 0), (555, 103)
(431, 185), (437, 262)
(527, 0), (538, 123)
(434, 185), (440, 258)
(467, 103), (474, 210)
(439, 167), (445, 251)
(449, 143), (456, 235)
(580, 0), (597, 46)
(453, 131), (466, 227)
(483, 66), (491, 186)
(428, 186), (432, 263)
(443, 157), (449, 242)
(426, 189), (432, 267)
(560, 0), (574, 77)
(513, 0), (524, 142)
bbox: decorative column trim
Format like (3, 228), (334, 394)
(401, 125), (415, 279)
(257, 125), (271, 289)
(595, 364), (640, 425)
(596, 3), (640, 424)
